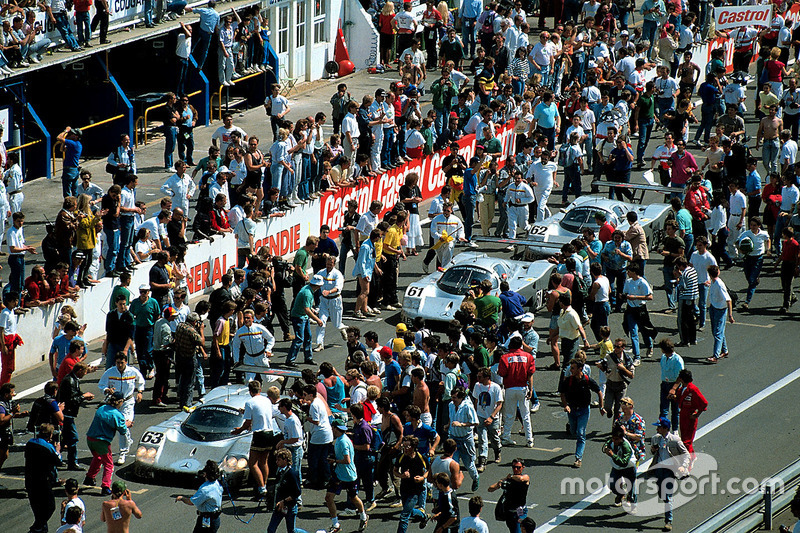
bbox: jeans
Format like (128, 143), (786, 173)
(462, 194), (477, 241)
(625, 308), (652, 357)
(62, 166), (79, 198)
(8, 254), (24, 294)
(637, 119), (654, 164)
(192, 28), (213, 69)
(619, 9), (631, 29)
(299, 153), (313, 200)
(105, 343), (128, 369)
(218, 46), (234, 84)
(103, 227), (120, 274)
(476, 416), (501, 459)
(286, 316), (312, 364)
(117, 215), (135, 270)
(743, 255), (763, 303)
(656, 98), (675, 122)
(662, 265), (677, 309)
(642, 20), (658, 59)
(76, 11), (91, 45)
(653, 468), (676, 522)
(563, 165), (581, 202)
(583, 133), (593, 171)
(193, 353), (206, 396)
(567, 405), (590, 460)
(54, 11), (80, 49)
(62, 416), (79, 465)
(697, 284), (708, 328)
(178, 126), (194, 164)
(461, 18), (477, 57)
(381, 127), (395, 167)
(762, 137), (780, 174)
(539, 126), (556, 151)
(659, 381), (680, 429)
(266, 503), (298, 533)
(144, 0), (154, 25)
(709, 306), (729, 357)
(164, 125), (178, 168)
(451, 434), (479, 482)
(606, 268), (626, 311)
(398, 491), (427, 533)
(135, 326), (154, 374)
(609, 466), (637, 502)
(694, 104), (716, 143)
(306, 442), (332, 486)
(175, 356), (196, 408)
(177, 57), (189, 96)
(572, 52), (586, 84)
(355, 454), (375, 502)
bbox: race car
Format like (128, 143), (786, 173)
(401, 252), (556, 326)
(133, 382), (282, 487)
(521, 195), (671, 259)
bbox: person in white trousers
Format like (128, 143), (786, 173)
(98, 352), (144, 464)
(526, 149), (559, 222)
(314, 255), (347, 351)
(232, 309), (275, 382)
(426, 202), (466, 271)
(497, 336), (535, 447)
(505, 173), (535, 250)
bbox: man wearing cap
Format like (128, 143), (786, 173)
(84, 392), (132, 494)
(209, 166), (232, 210)
(57, 127), (83, 198)
(326, 418), (368, 533)
(103, 294), (135, 370)
(98, 352), (144, 465)
(232, 309), (275, 382)
(314, 254), (347, 353)
(173, 312), (207, 409)
(129, 284), (161, 380)
(505, 171), (535, 249)
(650, 416), (689, 532)
(101, 480), (143, 531)
(151, 307), (175, 407)
(286, 274), (324, 367)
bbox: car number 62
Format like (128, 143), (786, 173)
(141, 431), (164, 445)
(529, 226), (548, 235)
(407, 286), (423, 297)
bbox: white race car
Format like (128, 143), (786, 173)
(401, 252), (555, 325)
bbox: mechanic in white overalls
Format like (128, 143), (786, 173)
(430, 202), (466, 268)
(313, 254), (347, 352)
(98, 351), (144, 465)
(506, 172), (535, 243)
(232, 309), (275, 382)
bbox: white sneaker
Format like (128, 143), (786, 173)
(339, 328), (348, 341)
(467, 241), (479, 248)
(530, 401), (541, 413)
(19, 61), (30, 67)
(116, 453), (127, 465)
(313, 344), (324, 352)
(167, 166), (176, 173)
(340, 508), (358, 517)
(501, 438), (516, 446)
(232, 72), (242, 79)
(504, 245), (514, 252)
(2, 67), (12, 75)
(29, 56), (40, 64)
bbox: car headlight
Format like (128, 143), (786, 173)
(237, 458), (247, 469)
(136, 446), (157, 464)
(222, 455), (249, 472)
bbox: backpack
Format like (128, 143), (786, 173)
(573, 271), (590, 300)
(369, 424), (384, 454)
(480, 12), (495, 34)
(453, 369), (469, 392)
(27, 396), (57, 433)
(558, 143), (571, 167)
(617, 0), (631, 10)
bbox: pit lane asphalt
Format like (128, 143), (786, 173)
(3, 69), (800, 533)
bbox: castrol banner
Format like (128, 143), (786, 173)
(715, 4), (772, 30)
(785, 3), (800, 27)
(319, 121), (518, 238)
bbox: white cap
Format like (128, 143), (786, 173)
(218, 165), (231, 174)
(515, 312), (535, 323)
(620, 30), (629, 36)
(310, 275), (324, 286)
(139, 284), (150, 292)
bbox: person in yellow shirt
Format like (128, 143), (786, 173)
(382, 211), (407, 310)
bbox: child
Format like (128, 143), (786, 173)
(60, 478), (86, 529)
(421, 117), (436, 155)
(592, 326), (613, 399)
(432, 472), (460, 533)
(458, 495), (489, 533)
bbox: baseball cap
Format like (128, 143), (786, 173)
(110, 391), (125, 402)
(620, 30), (629, 36)
(332, 418), (348, 431)
(111, 480), (126, 494)
(139, 284), (150, 292)
(186, 312), (201, 324)
(449, 111), (458, 119)
(310, 274), (325, 286)
(163, 306), (176, 318)
(217, 165), (231, 174)
(652, 416), (671, 429)
(375, 88), (387, 97)
(71, 127), (83, 139)
(396, 323), (408, 333)
(379, 346), (393, 359)
(515, 312), (535, 323)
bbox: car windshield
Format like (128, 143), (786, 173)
(559, 208), (599, 234)
(437, 266), (496, 295)
(181, 405), (244, 442)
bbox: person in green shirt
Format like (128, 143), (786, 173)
(292, 236), (318, 298)
(473, 279), (501, 328)
(286, 275), (324, 367)
(108, 271), (133, 312)
(129, 284), (162, 378)
(468, 332), (491, 369)
(636, 80), (657, 168)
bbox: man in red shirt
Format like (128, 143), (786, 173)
(777, 226), (800, 312)
(594, 212), (615, 243)
(498, 336), (535, 447)
(23, 266), (54, 308)
(668, 369), (708, 460)
(57, 339), (92, 384)
(684, 175), (710, 238)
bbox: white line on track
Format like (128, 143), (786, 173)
(534, 366), (800, 532)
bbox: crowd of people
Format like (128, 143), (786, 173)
(5, 0), (800, 532)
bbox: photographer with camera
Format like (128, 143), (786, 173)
(487, 458), (530, 533)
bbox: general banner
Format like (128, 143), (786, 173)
(319, 120), (518, 238)
(714, 4), (772, 30)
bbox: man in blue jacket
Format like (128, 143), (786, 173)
(25, 423), (62, 533)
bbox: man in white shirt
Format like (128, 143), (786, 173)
(160, 161), (196, 216)
(614, 47), (637, 81)
(780, 129), (798, 175)
(98, 352), (145, 464)
(211, 113), (248, 153)
(118, 174), (144, 273)
(526, 149), (559, 222)
(341, 101), (360, 161)
(313, 255), (346, 352)
(529, 32), (554, 86)
(232, 380), (278, 497)
(727, 180), (748, 260)
(689, 237), (717, 330)
(232, 309), (275, 382)
(208, 167), (232, 210)
(426, 202), (466, 270)
(264, 83), (291, 142)
(505, 172), (535, 247)
(302, 384), (334, 488)
(4, 152), (23, 214)
(136, 210), (170, 250)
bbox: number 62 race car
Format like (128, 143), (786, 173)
(401, 252), (556, 326)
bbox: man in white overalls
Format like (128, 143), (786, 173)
(314, 254), (347, 352)
(232, 309), (275, 382)
(98, 352), (144, 465)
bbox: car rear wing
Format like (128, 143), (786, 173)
(231, 364), (303, 392)
(590, 179), (674, 204)
(471, 236), (566, 254)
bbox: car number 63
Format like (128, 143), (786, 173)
(529, 226), (548, 236)
(407, 286), (423, 297)
(141, 431), (164, 445)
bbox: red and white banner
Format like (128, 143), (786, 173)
(319, 121), (518, 238)
(714, 5), (772, 30)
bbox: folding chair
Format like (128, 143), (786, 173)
(279, 64), (298, 96)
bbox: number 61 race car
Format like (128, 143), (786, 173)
(401, 252), (556, 326)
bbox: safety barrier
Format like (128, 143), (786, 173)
(7, 139), (43, 153)
(210, 69), (268, 122)
(51, 114), (126, 176)
(133, 89), (203, 147)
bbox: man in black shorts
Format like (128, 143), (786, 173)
(232, 380), (279, 498)
(325, 419), (368, 533)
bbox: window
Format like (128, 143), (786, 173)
(296, 2), (306, 47)
(277, 5), (289, 54)
(313, 0), (326, 43)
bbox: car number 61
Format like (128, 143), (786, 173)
(407, 286), (423, 297)
(141, 431), (164, 445)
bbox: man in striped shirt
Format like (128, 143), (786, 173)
(674, 257), (698, 346)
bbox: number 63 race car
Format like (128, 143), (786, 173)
(401, 252), (556, 326)
(133, 382), (283, 487)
